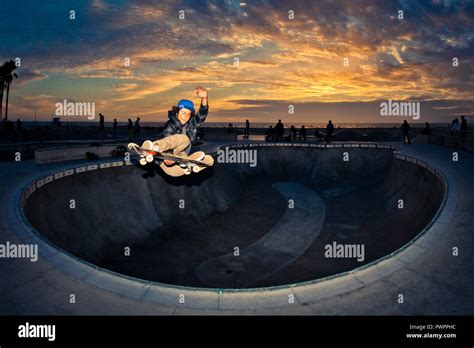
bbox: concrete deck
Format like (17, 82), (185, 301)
(0, 142), (472, 315)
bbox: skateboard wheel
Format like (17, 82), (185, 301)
(192, 165), (200, 173)
(146, 154), (154, 163)
(139, 158), (147, 166)
(184, 168), (192, 175)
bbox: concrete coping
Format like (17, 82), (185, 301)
(34, 144), (117, 152)
(11, 143), (452, 310)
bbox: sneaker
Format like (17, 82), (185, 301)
(142, 140), (161, 153)
(189, 151), (205, 161)
(176, 151), (204, 168)
(152, 142), (161, 152)
(141, 140), (154, 151)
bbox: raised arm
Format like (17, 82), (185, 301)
(195, 86), (209, 124)
(196, 85), (208, 106)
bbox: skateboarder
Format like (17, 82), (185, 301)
(141, 86), (211, 166)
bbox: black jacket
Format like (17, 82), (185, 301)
(163, 104), (208, 144)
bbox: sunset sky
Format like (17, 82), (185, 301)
(1, 0), (473, 124)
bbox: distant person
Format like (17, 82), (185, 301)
(134, 117), (141, 139)
(275, 119), (284, 141)
(401, 120), (411, 144)
(450, 117), (460, 147)
(325, 120), (334, 143)
(299, 125), (307, 142)
(450, 117), (460, 134)
(461, 116), (467, 131)
(266, 125), (275, 142)
(52, 117), (61, 127)
(128, 118), (133, 140)
(460, 115), (468, 149)
(420, 122), (431, 135)
(15, 118), (23, 141)
(290, 125), (296, 142)
(99, 113), (105, 130)
(227, 123), (234, 134)
(450, 117), (459, 131)
(113, 118), (118, 140)
(244, 119), (250, 138)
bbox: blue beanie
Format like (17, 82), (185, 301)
(177, 99), (195, 113)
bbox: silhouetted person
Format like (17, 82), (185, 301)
(314, 127), (323, 141)
(299, 125), (307, 142)
(128, 118), (133, 140)
(15, 118), (23, 142)
(266, 125), (275, 142)
(450, 117), (460, 147)
(325, 120), (334, 143)
(460, 115), (468, 149)
(99, 113), (105, 130)
(275, 119), (284, 141)
(420, 122), (431, 135)
(461, 115), (467, 131)
(228, 123), (234, 134)
(134, 117), (141, 139)
(401, 120), (411, 144)
(290, 125), (296, 142)
(450, 117), (459, 131)
(113, 118), (118, 140)
(244, 119), (250, 138)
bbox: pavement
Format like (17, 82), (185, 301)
(0, 142), (472, 315)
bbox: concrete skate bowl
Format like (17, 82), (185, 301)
(22, 144), (445, 290)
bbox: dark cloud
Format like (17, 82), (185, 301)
(14, 68), (48, 86)
(2, 1), (473, 68)
(192, 40), (235, 56)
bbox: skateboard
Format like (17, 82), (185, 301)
(128, 143), (214, 177)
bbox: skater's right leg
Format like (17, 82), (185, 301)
(142, 134), (191, 157)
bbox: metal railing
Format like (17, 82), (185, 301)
(428, 128), (474, 152)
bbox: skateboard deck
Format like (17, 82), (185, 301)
(128, 143), (214, 177)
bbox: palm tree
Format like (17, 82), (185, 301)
(0, 60), (18, 126)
